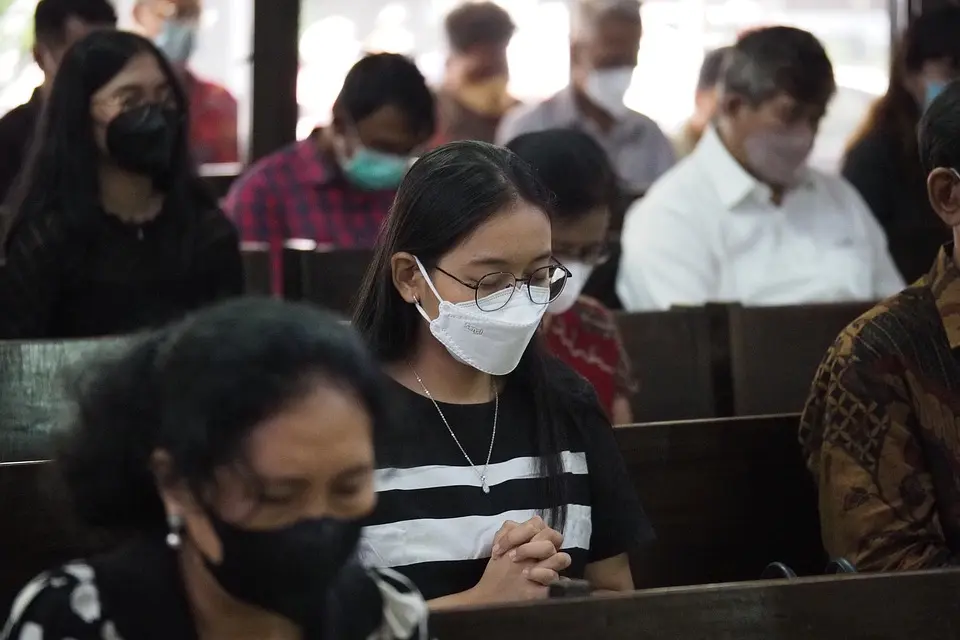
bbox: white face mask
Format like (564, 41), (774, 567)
(547, 261), (594, 315)
(413, 257), (549, 376)
(582, 67), (634, 118)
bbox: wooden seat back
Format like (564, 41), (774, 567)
(727, 302), (872, 416)
(432, 570), (960, 640)
(618, 413), (825, 587)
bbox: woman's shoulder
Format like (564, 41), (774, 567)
(2, 561), (120, 640)
(365, 567), (428, 639)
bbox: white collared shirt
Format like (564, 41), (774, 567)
(616, 127), (905, 311)
(495, 87), (675, 193)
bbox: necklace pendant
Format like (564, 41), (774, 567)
(481, 479), (490, 494)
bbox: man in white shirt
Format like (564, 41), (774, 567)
(495, 0), (674, 194)
(616, 26), (904, 311)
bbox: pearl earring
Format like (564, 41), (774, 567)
(166, 513), (183, 549)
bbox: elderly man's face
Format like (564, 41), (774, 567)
(570, 14), (641, 82)
(720, 91), (825, 188)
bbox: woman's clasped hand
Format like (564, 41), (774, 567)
(472, 516), (572, 603)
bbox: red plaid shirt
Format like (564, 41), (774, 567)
(185, 71), (239, 164)
(223, 131), (397, 292)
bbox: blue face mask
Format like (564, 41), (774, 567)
(925, 80), (947, 109)
(155, 20), (197, 66)
(341, 146), (410, 191)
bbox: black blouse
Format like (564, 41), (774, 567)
(0, 201), (243, 339)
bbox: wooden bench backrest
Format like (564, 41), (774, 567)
(727, 302), (872, 416)
(431, 569), (960, 640)
(618, 414), (825, 587)
(0, 339), (124, 463)
(614, 306), (726, 422)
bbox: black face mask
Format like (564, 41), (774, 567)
(202, 512), (363, 632)
(105, 103), (180, 178)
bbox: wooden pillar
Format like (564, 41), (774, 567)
(249, 0), (300, 163)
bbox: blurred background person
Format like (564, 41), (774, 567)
(3, 299), (427, 639)
(617, 26), (904, 311)
(0, 0), (117, 203)
(432, 1), (517, 146)
(0, 30), (242, 339)
(226, 52), (435, 294)
(672, 46), (730, 159)
(842, 6), (960, 282)
(496, 0), (673, 194)
(132, 0), (239, 164)
(507, 128), (635, 424)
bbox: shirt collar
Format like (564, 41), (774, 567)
(296, 129), (341, 186)
(927, 243), (960, 349)
(694, 126), (814, 209)
(552, 86), (636, 134)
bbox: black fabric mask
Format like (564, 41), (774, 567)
(202, 512), (363, 634)
(105, 103), (180, 178)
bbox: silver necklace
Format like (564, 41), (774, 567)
(410, 365), (498, 494)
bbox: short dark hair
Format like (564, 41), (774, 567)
(59, 298), (389, 531)
(902, 6), (960, 73)
(333, 52), (436, 137)
(722, 26), (835, 107)
(34, 0), (117, 46)
(918, 80), (960, 175)
(697, 46), (730, 93)
(506, 129), (616, 221)
(445, 2), (515, 53)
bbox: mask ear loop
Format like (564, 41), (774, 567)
(412, 256), (445, 322)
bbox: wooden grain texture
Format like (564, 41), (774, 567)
(614, 307), (722, 422)
(727, 302), (874, 416)
(0, 339), (125, 463)
(300, 249), (374, 316)
(431, 570), (960, 640)
(619, 414), (826, 587)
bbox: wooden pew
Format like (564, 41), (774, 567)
(0, 339), (124, 463)
(619, 414), (825, 587)
(727, 302), (872, 416)
(431, 570), (960, 640)
(241, 245), (271, 295)
(614, 306), (727, 422)
(299, 249), (374, 315)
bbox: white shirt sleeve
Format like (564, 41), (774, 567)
(841, 179), (906, 298)
(616, 189), (719, 310)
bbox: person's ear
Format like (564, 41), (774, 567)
(150, 449), (198, 518)
(718, 91), (744, 120)
(927, 167), (960, 227)
(391, 252), (424, 304)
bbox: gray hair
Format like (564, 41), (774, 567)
(569, 0), (641, 41)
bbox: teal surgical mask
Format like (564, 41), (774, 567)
(340, 146), (410, 191)
(925, 80), (947, 109)
(156, 20), (197, 65)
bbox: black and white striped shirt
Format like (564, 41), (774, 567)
(361, 373), (652, 600)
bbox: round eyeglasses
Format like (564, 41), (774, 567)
(435, 264), (571, 312)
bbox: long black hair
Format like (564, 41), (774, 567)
(353, 140), (595, 529)
(1, 29), (214, 261)
(60, 298), (389, 532)
(846, 6), (960, 183)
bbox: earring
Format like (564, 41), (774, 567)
(166, 513), (183, 549)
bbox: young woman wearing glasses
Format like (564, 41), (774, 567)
(507, 129), (636, 425)
(352, 140), (651, 608)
